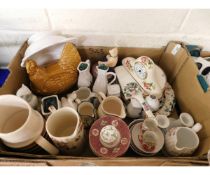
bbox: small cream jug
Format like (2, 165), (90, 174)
(97, 92), (126, 119)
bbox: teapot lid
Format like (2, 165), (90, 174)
(89, 116), (130, 158)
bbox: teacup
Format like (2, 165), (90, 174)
(46, 107), (85, 155)
(129, 118), (164, 156)
(165, 123), (202, 156)
(0, 95), (59, 155)
(97, 92), (126, 119)
(78, 102), (97, 128)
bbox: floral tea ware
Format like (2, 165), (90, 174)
(89, 116), (130, 158)
(122, 56), (166, 99)
(145, 95), (160, 112)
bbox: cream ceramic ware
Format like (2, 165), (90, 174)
(70, 87), (97, 104)
(46, 107), (85, 155)
(21, 33), (77, 67)
(131, 118), (164, 155)
(145, 95), (160, 112)
(155, 115), (170, 129)
(0, 95), (59, 155)
(77, 59), (93, 88)
(168, 113), (194, 130)
(126, 98), (142, 118)
(93, 65), (117, 95)
(98, 48), (118, 68)
(115, 66), (142, 100)
(165, 123), (202, 156)
(61, 97), (77, 110)
(78, 102), (96, 128)
(107, 84), (121, 97)
(122, 57), (166, 99)
(16, 84), (38, 109)
(97, 92), (126, 119)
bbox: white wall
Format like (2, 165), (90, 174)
(0, 9), (210, 66)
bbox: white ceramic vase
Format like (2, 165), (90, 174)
(92, 65), (116, 95)
(77, 60), (93, 88)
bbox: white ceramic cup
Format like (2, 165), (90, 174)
(46, 107), (85, 155)
(0, 95), (59, 155)
(126, 98), (142, 118)
(165, 123), (202, 156)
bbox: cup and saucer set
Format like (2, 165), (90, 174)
(0, 32), (202, 158)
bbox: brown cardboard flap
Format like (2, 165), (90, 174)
(0, 42), (28, 95)
(173, 56), (210, 156)
(159, 41), (190, 84)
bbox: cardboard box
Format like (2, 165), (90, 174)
(0, 41), (209, 166)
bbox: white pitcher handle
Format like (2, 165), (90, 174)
(107, 72), (117, 85)
(35, 136), (59, 155)
(192, 123), (202, 133)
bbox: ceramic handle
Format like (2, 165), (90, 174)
(191, 123), (202, 133)
(96, 92), (107, 103)
(48, 105), (57, 113)
(107, 72), (117, 85)
(35, 136), (59, 155)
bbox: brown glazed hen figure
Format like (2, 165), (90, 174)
(25, 43), (81, 95)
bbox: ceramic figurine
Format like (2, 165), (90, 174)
(16, 84), (38, 109)
(26, 42), (81, 95)
(165, 123), (202, 156)
(145, 95), (160, 112)
(98, 48), (118, 68)
(61, 97), (77, 110)
(89, 116), (130, 158)
(77, 59), (93, 88)
(92, 64), (116, 95)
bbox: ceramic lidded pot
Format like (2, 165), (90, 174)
(89, 116), (131, 158)
(26, 42), (81, 95)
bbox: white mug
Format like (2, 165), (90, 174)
(46, 107), (85, 155)
(0, 95), (59, 155)
(165, 123), (202, 156)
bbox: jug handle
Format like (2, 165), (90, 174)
(107, 72), (117, 85)
(96, 92), (107, 103)
(192, 123), (202, 133)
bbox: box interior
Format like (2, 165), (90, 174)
(0, 41), (209, 162)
